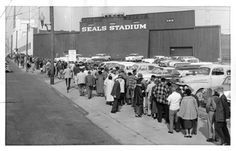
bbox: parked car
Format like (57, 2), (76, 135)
(91, 53), (111, 61)
(125, 53), (144, 62)
(143, 66), (180, 81)
(142, 58), (155, 64)
(172, 56), (200, 63)
(178, 64), (230, 102)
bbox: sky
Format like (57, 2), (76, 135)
(5, 6), (230, 34)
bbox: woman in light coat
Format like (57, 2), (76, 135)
(178, 89), (198, 138)
(104, 75), (114, 105)
(63, 65), (73, 93)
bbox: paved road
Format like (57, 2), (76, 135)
(6, 61), (119, 145)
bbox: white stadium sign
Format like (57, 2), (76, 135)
(81, 24), (147, 32)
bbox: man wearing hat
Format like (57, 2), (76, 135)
(214, 86), (230, 145)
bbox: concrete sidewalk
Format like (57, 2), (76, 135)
(21, 67), (216, 145)
(33, 74), (215, 145)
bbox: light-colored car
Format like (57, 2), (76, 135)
(125, 53), (144, 62)
(132, 63), (160, 80)
(142, 58), (155, 64)
(172, 56), (200, 63)
(178, 64), (230, 101)
(91, 53), (111, 61)
(101, 61), (136, 73)
(142, 66), (180, 81)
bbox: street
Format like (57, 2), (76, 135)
(6, 61), (119, 145)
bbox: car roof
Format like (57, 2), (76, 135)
(133, 63), (160, 66)
(116, 61), (136, 66)
(200, 64), (230, 69)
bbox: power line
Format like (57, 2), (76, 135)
(6, 7), (39, 18)
(0, 0), (13, 18)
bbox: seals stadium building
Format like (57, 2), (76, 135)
(34, 10), (230, 62)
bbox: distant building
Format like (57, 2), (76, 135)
(34, 10), (230, 62)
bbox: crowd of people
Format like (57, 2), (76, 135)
(11, 53), (231, 145)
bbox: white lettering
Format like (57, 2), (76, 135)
(82, 27), (87, 32)
(119, 25), (125, 30)
(102, 26), (107, 31)
(130, 24), (133, 30)
(125, 25), (131, 30)
(87, 27), (92, 32)
(81, 24), (147, 32)
(139, 24), (146, 29)
(134, 24), (139, 29)
(109, 25), (114, 31)
(92, 27), (97, 31)
(114, 25), (119, 30)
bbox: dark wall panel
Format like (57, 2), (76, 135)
(149, 29), (194, 57)
(221, 34), (230, 62)
(77, 30), (149, 59)
(194, 26), (220, 62)
(148, 10), (195, 30)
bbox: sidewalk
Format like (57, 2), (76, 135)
(24, 68), (215, 145)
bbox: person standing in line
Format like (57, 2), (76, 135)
(111, 77), (121, 113)
(104, 75), (114, 105)
(177, 89), (198, 138)
(214, 86), (230, 145)
(77, 68), (87, 96)
(116, 74), (125, 106)
(146, 75), (156, 116)
(205, 88), (217, 142)
(85, 71), (95, 99)
(73, 62), (80, 87)
(63, 65), (73, 93)
(126, 72), (137, 106)
(133, 77), (145, 117)
(153, 78), (169, 123)
(167, 85), (182, 134)
(96, 70), (105, 97)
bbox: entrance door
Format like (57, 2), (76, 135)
(170, 47), (193, 56)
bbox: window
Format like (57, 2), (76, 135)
(139, 65), (147, 71)
(148, 65), (155, 71)
(196, 67), (210, 75)
(223, 76), (231, 85)
(212, 68), (224, 75)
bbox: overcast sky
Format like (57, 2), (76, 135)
(6, 6), (230, 34)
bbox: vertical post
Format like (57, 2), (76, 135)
(11, 35), (13, 58)
(25, 23), (29, 71)
(50, 6), (55, 85)
(15, 30), (18, 50)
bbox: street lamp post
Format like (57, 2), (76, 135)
(25, 23), (29, 71)
(50, 6), (55, 85)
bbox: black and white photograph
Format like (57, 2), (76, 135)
(1, 0), (235, 149)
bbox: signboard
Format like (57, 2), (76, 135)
(68, 50), (76, 61)
(81, 23), (147, 32)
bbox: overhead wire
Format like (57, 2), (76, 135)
(0, 0), (13, 18)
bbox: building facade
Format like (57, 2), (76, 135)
(33, 10), (229, 62)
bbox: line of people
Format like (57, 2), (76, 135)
(35, 60), (230, 145)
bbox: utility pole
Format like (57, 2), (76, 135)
(50, 6), (55, 85)
(25, 7), (30, 71)
(25, 23), (29, 71)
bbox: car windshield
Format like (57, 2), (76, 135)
(151, 67), (169, 74)
(195, 67), (210, 75)
(223, 76), (231, 85)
